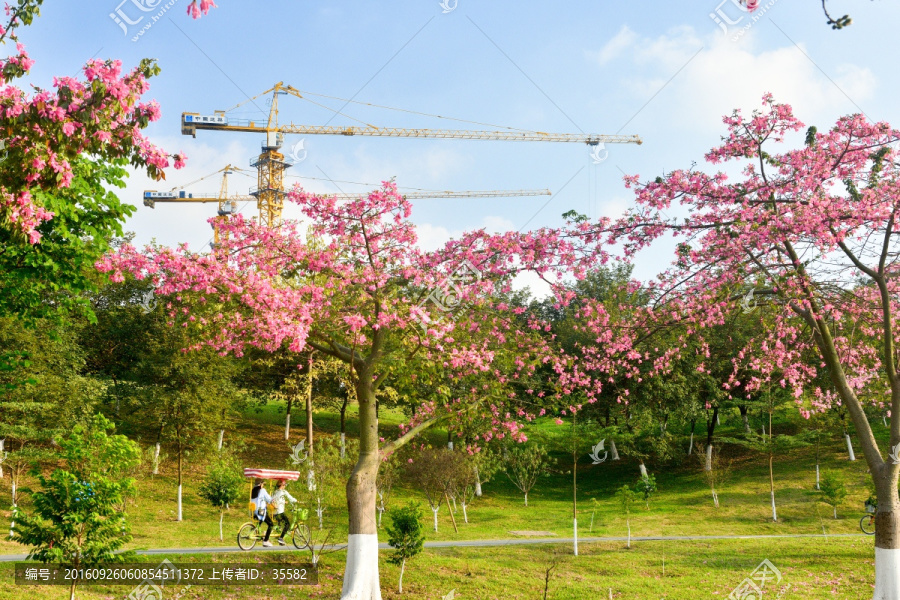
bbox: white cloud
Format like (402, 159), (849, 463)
(590, 25), (877, 136)
(588, 25), (638, 66)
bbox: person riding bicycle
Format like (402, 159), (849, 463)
(271, 479), (298, 546)
(251, 479), (275, 547)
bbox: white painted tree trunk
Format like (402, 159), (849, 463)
(341, 534), (382, 600)
(716, 414), (720, 425)
(524, 492), (529, 507)
(9, 480), (15, 539)
(845, 434), (856, 461)
(152, 443), (160, 475)
(474, 467), (482, 497)
(610, 440), (620, 461)
(704, 445), (712, 472)
(11, 480), (15, 507)
(874, 548), (900, 600)
(687, 432), (693, 455)
(770, 490), (777, 522)
(398, 558), (405, 594)
(217, 429), (224, 451)
(461, 502), (468, 523)
(884, 415), (889, 428)
(762, 424), (766, 436)
(177, 485), (183, 522)
(626, 518), (631, 549)
(340, 433), (346, 459)
(573, 518), (578, 556)
(0, 439), (4, 478)
(284, 413), (291, 441)
(448, 441), (454, 450)
(316, 497), (324, 529)
(833, 506), (837, 519)
(308, 469), (316, 492)
(639, 463), (648, 478)
(712, 488), (719, 508)
(816, 464), (820, 490)
(431, 506), (439, 532)
(451, 495), (456, 512)
(742, 414), (750, 434)
(377, 507), (384, 528)
(219, 511), (224, 541)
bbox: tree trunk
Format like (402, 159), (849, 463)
(524, 491), (528, 507)
(845, 433), (856, 461)
(307, 360), (315, 456)
(377, 507), (384, 528)
(474, 466), (482, 497)
(688, 431), (693, 455)
(69, 579), (77, 600)
(639, 462), (648, 478)
(219, 510), (224, 541)
(431, 506), (439, 532)
(461, 502), (468, 523)
(706, 406), (718, 448)
(217, 429), (224, 451)
(0, 438), (4, 478)
(177, 437), (183, 522)
(284, 403), (291, 442)
(739, 405), (750, 434)
(341, 373), (382, 600)
(626, 517), (631, 549)
(816, 464), (820, 490)
(873, 464), (900, 599)
(833, 505), (837, 520)
(398, 559), (405, 594)
(610, 440), (620, 461)
(317, 496), (324, 529)
(769, 452), (776, 523)
(152, 442), (161, 475)
(341, 433), (346, 460)
(705, 445), (712, 472)
(573, 518), (578, 556)
(712, 488), (719, 508)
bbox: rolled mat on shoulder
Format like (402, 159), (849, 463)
(243, 468), (302, 481)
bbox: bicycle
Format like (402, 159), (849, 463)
(238, 502), (310, 550)
(860, 498), (877, 535)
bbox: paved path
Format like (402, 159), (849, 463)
(0, 533), (866, 562)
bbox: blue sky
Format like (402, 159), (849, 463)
(19, 1), (900, 288)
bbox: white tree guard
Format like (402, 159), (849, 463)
(177, 484), (183, 522)
(610, 440), (620, 461)
(845, 434), (856, 461)
(431, 506), (440, 532)
(341, 534), (382, 600)
(447, 441), (453, 451)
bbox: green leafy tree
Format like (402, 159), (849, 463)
(818, 471), (848, 519)
(504, 444), (551, 507)
(634, 474), (657, 510)
(12, 414), (140, 600)
(199, 453), (244, 540)
(385, 502), (426, 594)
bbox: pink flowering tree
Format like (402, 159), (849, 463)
(99, 182), (604, 599)
(599, 94), (900, 598)
(0, 1), (186, 245)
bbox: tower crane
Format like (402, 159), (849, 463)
(143, 164), (252, 244)
(181, 82), (642, 227)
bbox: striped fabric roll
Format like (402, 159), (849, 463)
(243, 468), (302, 481)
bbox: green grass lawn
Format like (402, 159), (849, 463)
(0, 537), (876, 599)
(0, 400), (888, 598)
